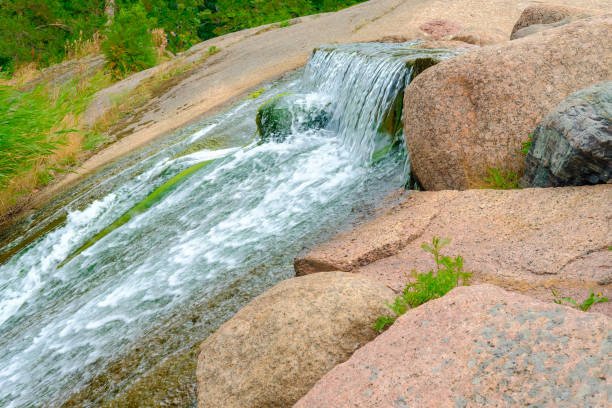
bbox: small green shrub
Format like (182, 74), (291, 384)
(102, 3), (157, 79)
(520, 134), (532, 155)
(373, 237), (471, 332)
(483, 168), (520, 190)
(552, 289), (609, 312)
(279, 20), (292, 27)
(207, 46), (220, 55)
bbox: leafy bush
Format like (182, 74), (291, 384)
(373, 237), (471, 332)
(483, 168), (520, 190)
(552, 289), (609, 312)
(102, 3), (157, 78)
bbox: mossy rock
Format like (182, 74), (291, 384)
(256, 93), (332, 142)
(410, 57), (440, 78)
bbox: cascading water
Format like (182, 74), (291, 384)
(0, 42), (457, 407)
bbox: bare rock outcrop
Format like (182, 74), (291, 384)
(295, 284), (612, 408)
(196, 272), (394, 408)
(403, 15), (612, 190)
(522, 81), (612, 187)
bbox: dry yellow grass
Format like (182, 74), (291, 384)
(1, 62), (42, 87)
(65, 31), (104, 60)
(152, 28), (169, 58)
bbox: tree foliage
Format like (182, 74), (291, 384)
(0, 0), (369, 73)
(0, 0), (107, 71)
(102, 3), (157, 78)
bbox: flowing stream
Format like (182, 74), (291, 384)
(0, 42), (455, 407)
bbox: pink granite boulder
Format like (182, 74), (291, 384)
(296, 284), (612, 407)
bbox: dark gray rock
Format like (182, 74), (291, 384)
(522, 81), (612, 187)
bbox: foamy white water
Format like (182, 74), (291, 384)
(0, 42), (456, 407)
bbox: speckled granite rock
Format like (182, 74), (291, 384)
(196, 272), (394, 408)
(419, 19), (463, 40)
(414, 40), (479, 50)
(522, 82), (612, 187)
(448, 27), (508, 46)
(511, 18), (574, 40)
(295, 284), (612, 408)
(295, 186), (612, 316)
(403, 15), (612, 190)
(510, 4), (596, 38)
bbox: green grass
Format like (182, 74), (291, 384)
(373, 237), (472, 332)
(552, 289), (609, 312)
(0, 72), (106, 190)
(279, 21), (292, 28)
(483, 168), (520, 190)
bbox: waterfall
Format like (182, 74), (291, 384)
(0, 42), (457, 407)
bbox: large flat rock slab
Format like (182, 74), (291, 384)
(295, 284), (612, 408)
(295, 185), (612, 314)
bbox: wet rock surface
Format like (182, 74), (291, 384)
(196, 272), (394, 408)
(256, 93), (332, 142)
(295, 284), (612, 408)
(403, 15), (612, 190)
(522, 81), (612, 187)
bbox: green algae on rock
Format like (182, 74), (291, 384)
(255, 93), (331, 142)
(58, 159), (217, 268)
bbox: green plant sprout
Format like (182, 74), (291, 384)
(373, 237), (471, 332)
(520, 134), (533, 155)
(552, 289), (609, 312)
(483, 168), (520, 190)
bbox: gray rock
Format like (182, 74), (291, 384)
(522, 81), (612, 187)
